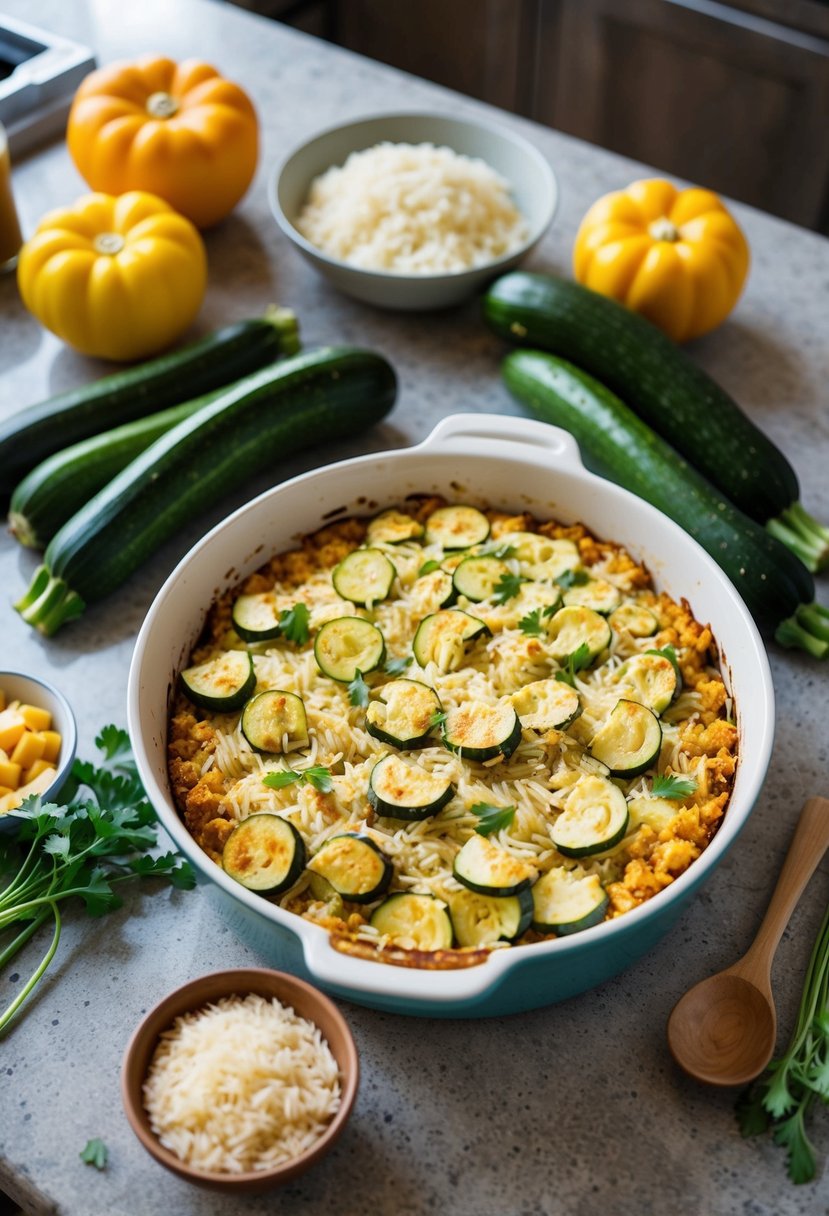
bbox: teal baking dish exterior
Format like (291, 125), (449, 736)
(128, 415), (774, 1018)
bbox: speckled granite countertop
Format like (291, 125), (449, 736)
(1, 2), (829, 1213)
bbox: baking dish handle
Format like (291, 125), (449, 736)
(302, 927), (507, 1006)
(417, 412), (584, 467)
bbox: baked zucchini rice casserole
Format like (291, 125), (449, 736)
(168, 497), (737, 968)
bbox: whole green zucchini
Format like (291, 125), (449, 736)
(501, 349), (829, 658)
(485, 272), (829, 573)
(0, 307), (300, 501)
(15, 346), (397, 636)
(8, 392), (221, 549)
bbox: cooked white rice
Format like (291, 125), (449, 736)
(295, 141), (529, 273)
(143, 993), (341, 1174)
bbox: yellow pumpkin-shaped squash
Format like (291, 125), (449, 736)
(573, 178), (749, 342)
(66, 55), (259, 230)
(17, 191), (207, 361)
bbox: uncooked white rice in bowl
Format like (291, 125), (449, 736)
(142, 992), (342, 1174)
(295, 141), (529, 273)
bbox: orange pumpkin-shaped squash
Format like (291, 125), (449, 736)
(66, 55), (259, 229)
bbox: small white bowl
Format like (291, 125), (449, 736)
(0, 670), (77, 834)
(270, 111), (558, 310)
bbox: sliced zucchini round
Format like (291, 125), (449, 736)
(425, 504), (490, 550)
(506, 532), (582, 580)
(590, 699), (663, 777)
(562, 577), (622, 615)
(452, 554), (510, 602)
(314, 616), (385, 682)
(449, 886), (533, 947)
(368, 754), (455, 820)
(241, 689), (309, 753)
(222, 814), (306, 894)
(370, 892), (453, 950)
(332, 548), (396, 606)
(231, 592), (282, 643)
(509, 679), (580, 732)
(366, 508), (424, 545)
(180, 650), (256, 711)
(531, 866), (609, 935)
(551, 775), (629, 858)
(307, 832), (393, 903)
(412, 609), (489, 672)
(411, 567), (456, 615)
(306, 871), (345, 918)
(365, 678), (442, 749)
(546, 605), (612, 663)
(608, 601), (659, 638)
(614, 652), (679, 714)
(453, 832), (536, 897)
(442, 700), (522, 762)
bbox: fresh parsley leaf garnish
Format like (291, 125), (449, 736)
(384, 654), (411, 676)
(0, 729), (194, 1037)
(418, 560), (441, 576)
(80, 1138), (108, 1170)
(263, 769), (303, 789)
(263, 765), (334, 794)
(348, 669), (370, 708)
(492, 572), (525, 604)
(278, 602), (310, 646)
(304, 765), (334, 793)
(471, 802), (517, 836)
(554, 643), (592, 687)
(518, 604), (558, 636)
(429, 710), (447, 728)
(555, 568), (589, 589)
(519, 608), (545, 637)
(651, 773), (698, 800)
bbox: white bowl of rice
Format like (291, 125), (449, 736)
(270, 111), (557, 309)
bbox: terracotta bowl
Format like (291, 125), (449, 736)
(121, 968), (359, 1192)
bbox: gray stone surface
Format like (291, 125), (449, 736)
(1, 1), (828, 1213)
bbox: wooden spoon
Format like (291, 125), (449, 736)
(666, 795), (829, 1087)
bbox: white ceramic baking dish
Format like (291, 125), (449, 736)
(127, 414), (774, 1018)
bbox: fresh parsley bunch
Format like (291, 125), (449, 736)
(736, 896), (829, 1183)
(0, 726), (194, 1035)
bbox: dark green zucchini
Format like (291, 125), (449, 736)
(14, 346), (397, 636)
(0, 307), (300, 501)
(485, 272), (829, 572)
(8, 394), (218, 549)
(501, 349), (829, 658)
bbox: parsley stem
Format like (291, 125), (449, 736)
(0, 902), (61, 1037)
(0, 907), (50, 970)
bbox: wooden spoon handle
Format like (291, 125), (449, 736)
(736, 796), (829, 987)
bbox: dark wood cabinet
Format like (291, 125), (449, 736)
(533, 0), (829, 230)
(247, 0), (829, 230)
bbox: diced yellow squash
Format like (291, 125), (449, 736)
(0, 707), (26, 753)
(24, 759), (55, 783)
(11, 731), (45, 769)
(0, 766), (57, 814)
(0, 784), (13, 798)
(20, 703), (52, 732)
(0, 759), (22, 788)
(38, 730), (62, 763)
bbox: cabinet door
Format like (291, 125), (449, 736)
(534, 0), (829, 228)
(334, 0), (539, 115)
